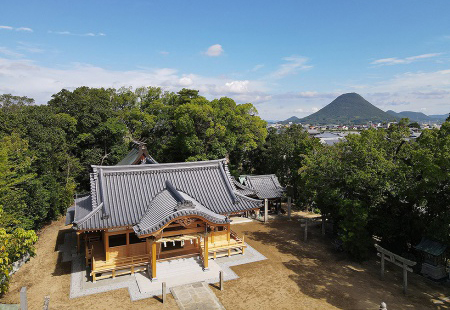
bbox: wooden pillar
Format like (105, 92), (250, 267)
(227, 224), (231, 241)
(287, 197), (292, 220)
(126, 232), (130, 257)
(104, 231), (110, 261)
(381, 252), (385, 278)
(204, 234), (209, 270)
(304, 219), (308, 242)
(76, 232), (81, 254)
(146, 238), (151, 254)
(264, 199), (268, 223)
(211, 227), (215, 243)
(151, 240), (157, 280)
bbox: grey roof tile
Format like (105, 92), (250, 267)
(116, 143), (158, 165)
(133, 185), (229, 236)
(73, 159), (262, 231)
(243, 174), (285, 199)
(232, 177), (257, 196)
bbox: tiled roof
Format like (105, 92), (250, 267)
(243, 174), (285, 199)
(232, 177), (257, 197)
(116, 143), (158, 165)
(133, 181), (229, 236)
(414, 238), (447, 256)
(72, 159), (262, 231)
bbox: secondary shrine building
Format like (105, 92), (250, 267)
(66, 146), (262, 282)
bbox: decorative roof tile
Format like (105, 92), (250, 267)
(72, 159), (262, 231)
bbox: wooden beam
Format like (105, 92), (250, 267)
(140, 226), (205, 239)
(126, 232), (130, 257)
(104, 231), (110, 261)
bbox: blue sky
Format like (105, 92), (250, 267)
(1, 0), (450, 120)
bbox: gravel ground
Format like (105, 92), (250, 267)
(1, 214), (449, 309)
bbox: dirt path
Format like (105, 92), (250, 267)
(1, 215), (449, 309)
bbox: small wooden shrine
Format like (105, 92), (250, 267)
(414, 238), (448, 280)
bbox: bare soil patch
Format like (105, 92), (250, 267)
(1, 214), (449, 309)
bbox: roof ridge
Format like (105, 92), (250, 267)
(93, 158), (226, 171)
(74, 202), (104, 226)
(234, 191), (262, 203)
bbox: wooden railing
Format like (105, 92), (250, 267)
(200, 230), (247, 260)
(92, 253), (149, 271)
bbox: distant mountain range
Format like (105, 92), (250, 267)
(281, 93), (448, 125)
(281, 93), (397, 125)
(386, 110), (449, 123)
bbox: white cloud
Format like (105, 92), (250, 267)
(269, 56), (313, 79)
(311, 107), (319, 112)
(205, 44), (224, 57)
(224, 80), (249, 93)
(0, 57), (271, 106)
(16, 42), (44, 53)
(0, 25), (33, 32)
(295, 108), (304, 113)
(16, 27), (33, 32)
(251, 64), (264, 72)
(0, 47), (23, 58)
(178, 76), (193, 87)
(371, 53), (442, 66)
(49, 30), (106, 37)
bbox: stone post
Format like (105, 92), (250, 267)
(403, 264), (408, 294)
(264, 199), (268, 223)
(43, 296), (50, 310)
(162, 282), (166, 303)
(20, 287), (27, 310)
(379, 302), (387, 310)
(220, 270), (224, 291)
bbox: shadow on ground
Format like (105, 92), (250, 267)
(243, 214), (449, 309)
(52, 228), (73, 277)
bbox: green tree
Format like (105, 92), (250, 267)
(246, 125), (322, 203)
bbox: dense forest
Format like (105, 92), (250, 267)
(0, 87), (449, 293)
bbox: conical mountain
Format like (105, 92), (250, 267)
(297, 93), (398, 125)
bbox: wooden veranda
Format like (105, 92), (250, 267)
(85, 228), (246, 282)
